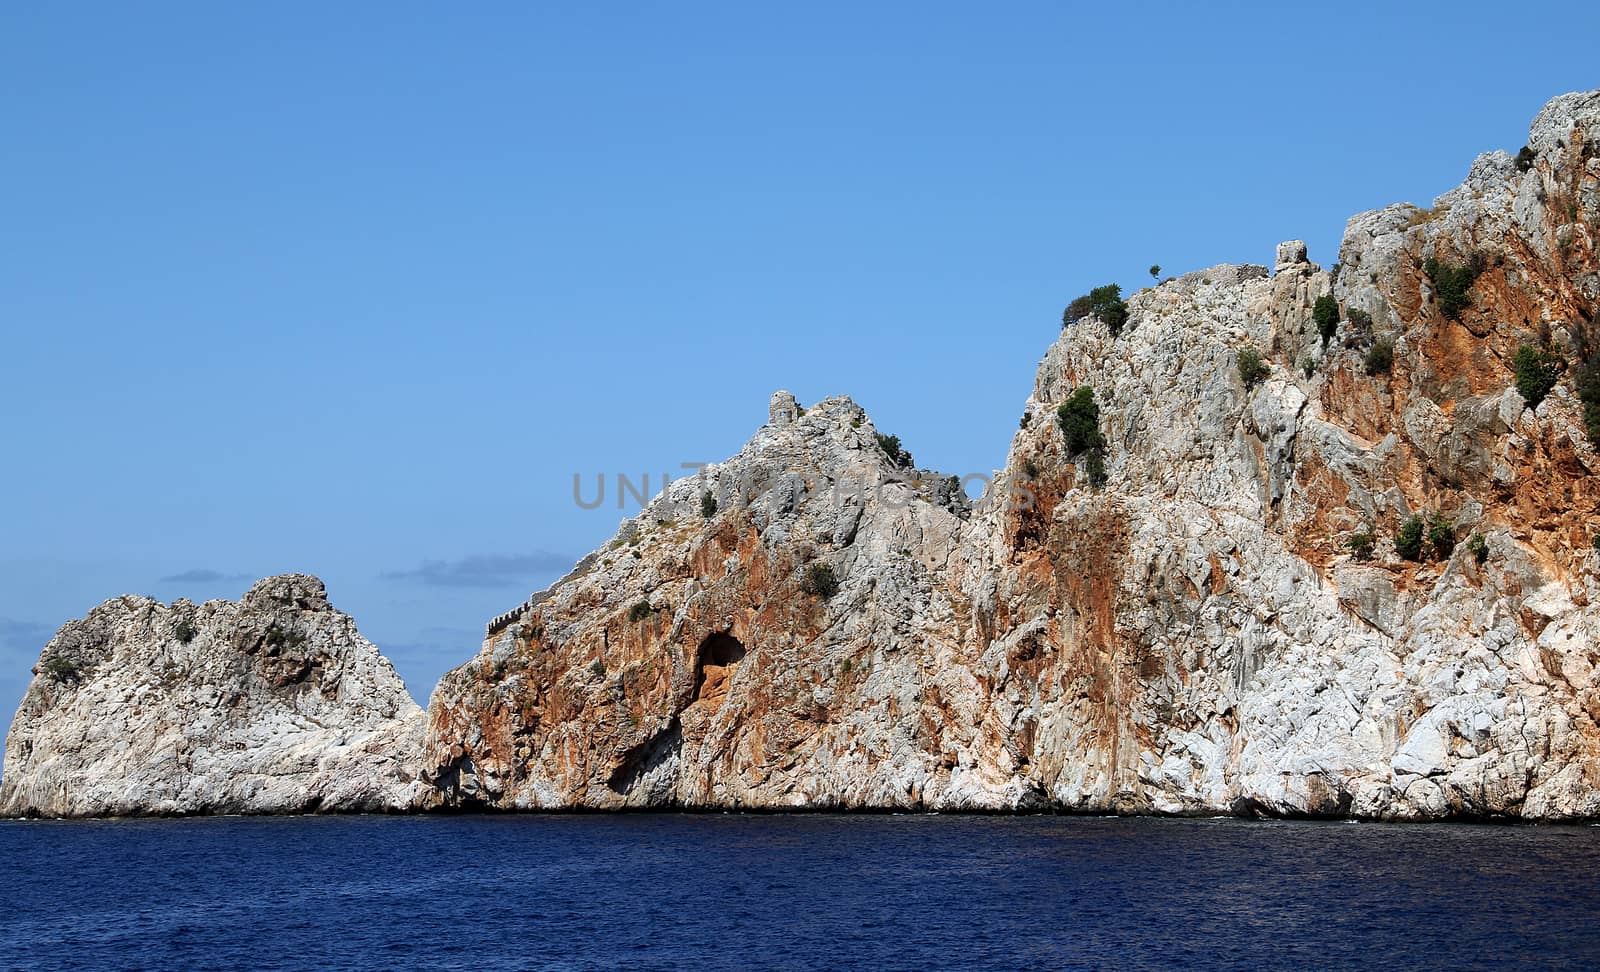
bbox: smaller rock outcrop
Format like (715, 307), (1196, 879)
(0, 575), (425, 817)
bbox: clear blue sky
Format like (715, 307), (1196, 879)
(2, 2), (1595, 709)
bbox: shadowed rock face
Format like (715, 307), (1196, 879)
(424, 90), (1600, 820)
(0, 575), (425, 817)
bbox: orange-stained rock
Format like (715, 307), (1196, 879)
(422, 90), (1600, 820)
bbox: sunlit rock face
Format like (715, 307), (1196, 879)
(10, 92), (1596, 822)
(0, 575), (425, 817)
(425, 90), (1600, 820)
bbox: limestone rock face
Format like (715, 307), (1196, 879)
(425, 89), (1600, 819)
(0, 575), (425, 817)
(422, 396), (981, 809)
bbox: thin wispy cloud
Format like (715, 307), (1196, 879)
(380, 553), (571, 589)
(158, 568), (253, 585)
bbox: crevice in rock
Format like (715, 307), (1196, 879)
(606, 718), (682, 794)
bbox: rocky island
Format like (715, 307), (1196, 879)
(6, 90), (1599, 820)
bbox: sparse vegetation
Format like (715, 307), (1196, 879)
(1022, 459), (1039, 479)
(1365, 338), (1395, 376)
(588, 658), (606, 679)
(875, 433), (914, 469)
(1056, 387), (1108, 487)
(1301, 355), (1315, 379)
(1238, 347), (1270, 388)
(1427, 512), (1456, 559)
(1345, 527), (1376, 561)
(1019, 412), (1031, 429)
(263, 625), (306, 651)
(1395, 514), (1426, 562)
(1056, 387), (1101, 455)
(1466, 533), (1489, 564)
(1422, 256), (1480, 321)
(1313, 295), (1340, 344)
(699, 490), (718, 520)
(801, 562), (840, 599)
(173, 618), (196, 644)
(1516, 145), (1536, 172)
(41, 655), (79, 682)
(1065, 284), (1129, 335)
(626, 600), (653, 623)
(1082, 448), (1107, 487)
(1577, 353), (1600, 447)
(1149, 264), (1161, 280)
(1344, 308), (1374, 348)
(1512, 343), (1563, 409)
(1402, 205), (1445, 230)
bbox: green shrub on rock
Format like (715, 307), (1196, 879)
(1427, 513), (1456, 559)
(1512, 343), (1563, 409)
(1313, 295), (1340, 344)
(1056, 387), (1109, 487)
(1466, 533), (1489, 564)
(41, 655), (80, 682)
(1344, 308), (1374, 349)
(875, 433), (914, 469)
(1056, 388), (1103, 456)
(1366, 338), (1395, 376)
(801, 563), (840, 599)
(1238, 347), (1270, 388)
(1065, 285), (1129, 336)
(1422, 257), (1480, 321)
(1345, 527), (1376, 561)
(1577, 354), (1600, 446)
(1395, 515), (1425, 562)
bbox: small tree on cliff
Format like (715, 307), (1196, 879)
(1422, 256), (1480, 321)
(1345, 527), (1376, 561)
(1056, 387), (1108, 487)
(1395, 515), (1426, 562)
(1578, 353), (1600, 447)
(1365, 338), (1395, 376)
(1427, 512), (1456, 559)
(1313, 295), (1340, 344)
(1512, 343), (1563, 409)
(1064, 285), (1129, 336)
(1238, 347), (1270, 388)
(801, 563), (840, 599)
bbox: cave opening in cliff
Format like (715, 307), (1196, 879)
(692, 631), (746, 707)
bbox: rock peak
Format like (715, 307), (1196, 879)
(1, 574), (424, 817)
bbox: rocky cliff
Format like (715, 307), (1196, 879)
(0, 575), (425, 817)
(421, 90), (1600, 819)
(7, 91), (1599, 821)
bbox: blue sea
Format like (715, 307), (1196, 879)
(2, 814), (1598, 970)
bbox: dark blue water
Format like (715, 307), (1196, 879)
(2, 814), (1598, 971)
